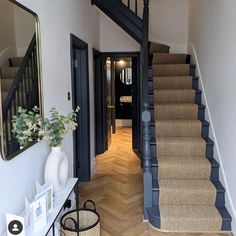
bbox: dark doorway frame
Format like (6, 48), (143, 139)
(70, 34), (91, 181)
(93, 51), (140, 155)
(93, 49), (106, 155)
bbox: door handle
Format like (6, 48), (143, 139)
(108, 106), (115, 109)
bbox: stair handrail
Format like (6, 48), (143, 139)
(141, 0), (152, 218)
(2, 34), (37, 121)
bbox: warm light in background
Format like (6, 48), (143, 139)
(117, 60), (126, 66)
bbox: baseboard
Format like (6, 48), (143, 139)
(188, 43), (236, 230)
(116, 119), (132, 127)
(91, 158), (96, 178)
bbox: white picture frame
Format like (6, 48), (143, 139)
(31, 195), (47, 233)
(35, 184), (53, 213)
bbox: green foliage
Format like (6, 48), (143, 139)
(12, 106), (79, 148)
(42, 107), (79, 147)
(12, 106), (43, 148)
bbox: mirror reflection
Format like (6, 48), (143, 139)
(120, 67), (132, 85)
(0, 0), (42, 160)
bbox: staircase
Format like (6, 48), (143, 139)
(1, 58), (22, 102)
(147, 43), (232, 231)
(91, 0), (232, 232)
(0, 35), (39, 157)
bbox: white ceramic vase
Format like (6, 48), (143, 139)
(44, 147), (68, 193)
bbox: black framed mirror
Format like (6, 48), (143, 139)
(0, 0), (42, 160)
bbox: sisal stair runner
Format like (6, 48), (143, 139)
(0, 58), (22, 102)
(149, 42), (229, 232)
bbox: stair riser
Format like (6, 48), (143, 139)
(148, 65), (196, 77)
(152, 164), (219, 181)
(148, 77), (199, 90)
(150, 122), (209, 138)
(149, 90), (201, 104)
(152, 188), (225, 207)
(150, 141), (214, 159)
(150, 105), (205, 121)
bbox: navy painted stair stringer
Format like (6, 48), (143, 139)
(91, 0), (143, 43)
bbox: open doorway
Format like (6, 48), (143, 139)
(93, 51), (140, 155)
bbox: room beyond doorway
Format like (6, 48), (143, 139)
(93, 51), (140, 155)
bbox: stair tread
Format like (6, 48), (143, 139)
(152, 53), (188, 65)
(10, 57), (23, 67)
(152, 119), (209, 125)
(151, 136), (213, 144)
(1, 67), (19, 79)
(153, 88), (201, 92)
(147, 206), (231, 231)
(159, 179), (216, 191)
(152, 156), (219, 167)
(153, 76), (192, 79)
(160, 205), (221, 219)
(157, 136), (205, 143)
(157, 157), (212, 180)
(150, 103), (205, 108)
(149, 42), (170, 54)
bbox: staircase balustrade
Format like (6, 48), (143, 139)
(2, 34), (39, 155)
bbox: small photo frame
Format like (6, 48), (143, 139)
(35, 184), (53, 213)
(31, 195), (47, 233)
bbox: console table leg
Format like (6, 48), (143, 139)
(75, 181), (79, 236)
(52, 223), (55, 236)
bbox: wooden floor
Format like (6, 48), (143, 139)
(79, 127), (231, 236)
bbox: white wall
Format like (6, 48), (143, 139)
(0, 0), (17, 66)
(99, 12), (140, 52)
(100, 0), (189, 53)
(14, 6), (35, 56)
(0, 0), (100, 234)
(149, 0), (189, 53)
(188, 0), (236, 233)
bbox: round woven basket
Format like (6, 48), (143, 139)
(60, 200), (100, 236)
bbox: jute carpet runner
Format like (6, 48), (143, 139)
(151, 42), (222, 231)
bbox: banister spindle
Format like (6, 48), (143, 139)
(135, 0), (138, 15)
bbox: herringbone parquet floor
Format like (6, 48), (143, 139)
(79, 127), (231, 236)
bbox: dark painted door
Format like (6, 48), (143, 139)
(93, 49), (106, 155)
(132, 56), (140, 151)
(105, 57), (112, 149)
(71, 35), (90, 182)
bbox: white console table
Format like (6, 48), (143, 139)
(3, 178), (79, 236)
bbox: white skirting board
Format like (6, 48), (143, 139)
(116, 119), (132, 127)
(188, 43), (236, 228)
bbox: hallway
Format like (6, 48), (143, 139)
(79, 128), (231, 236)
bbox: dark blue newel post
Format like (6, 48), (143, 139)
(142, 103), (152, 219)
(141, 0), (151, 219)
